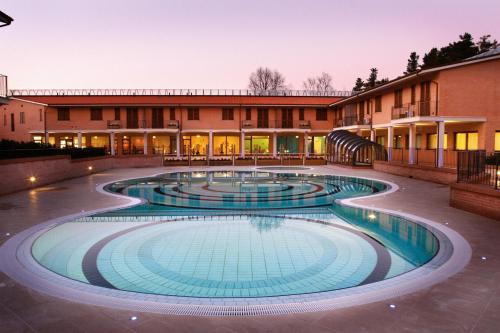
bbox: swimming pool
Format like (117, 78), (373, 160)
(1, 169), (469, 316)
(31, 171), (438, 299)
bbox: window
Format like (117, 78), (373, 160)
(316, 108), (327, 121)
(257, 108), (268, 127)
(394, 89), (403, 107)
(90, 108), (103, 121)
(245, 108), (251, 121)
(126, 108), (139, 128)
(496, 132), (500, 151)
(222, 108), (234, 120)
(169, 107), (176, 120)
(405, 134), (422, 149)
(39, 109), (43, 122)
(187, 107), (199, 120)
(33, 135), (43, 144)
(57, 108), (70, 121)
(376, 136), (385, 147)
(455, 132), (478, 150)
(299, 108), (305, 121)
(375, 96), (382, 113)
(152, 107), (164, 128)
(114, 107), (121, 120)
(393, 135), (403, 149)
(420, 81), (431, 101)
(411, 85), (416, 105)
(10, 113), (14, 131)
(3, 114), (6, 126)
(427, 133), (448, 149)
(20, 112), (25, 124)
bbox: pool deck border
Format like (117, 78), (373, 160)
(0, 166), (471, 316)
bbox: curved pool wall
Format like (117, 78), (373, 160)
(100, 171), (388, 215)
(0, 168), (471, 316)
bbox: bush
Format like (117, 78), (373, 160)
(0, 140), (106, 160)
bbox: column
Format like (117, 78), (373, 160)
(176, 131), (181, 158)
(143, 132), (148, 155)
(116, 134), (123, 155)
(408, 124), (416, 164)
(208, 131), (213, 158)
(272, 132), (277, 157)
(240, 131), (245, 158)
(436, 121), (445, 168)
(110, 132), (116, 155)
(387, 126), (394, 161)
(370, 129), (376, 142)
(77, 132), (82, 148)
(304, 133), (309, 157)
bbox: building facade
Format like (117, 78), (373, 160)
(1, 91), (344, 158)
(330, 52), (500, 168)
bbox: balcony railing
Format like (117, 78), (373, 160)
(391, 100), (438, 120)
(336, 117), (371, 127)
(9, 88), (354, 97)
(388, 148), (457, 168)
(241, 119), (312, 129)
(109, 119), (179, 129)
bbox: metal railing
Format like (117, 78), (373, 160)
(241, 119), (311, 129)
(0, 75), (7, 98)
(391, 100), (438, 120)
(457, 151), (500, 190)
(9, 88), (353, 97)
(339, 116), (372, 127)
(386, 148), (457, 168)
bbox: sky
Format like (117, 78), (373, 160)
(1, 0), (499, 91)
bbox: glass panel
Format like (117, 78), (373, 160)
(72, 136), (87, 148)
(495, 132), (500, 151)
(90, 135), (108, 148)
(277, 136), (299, 154)
(455, 133), (467, 150)
(184, 135), (208, 155)
(416, 134), (422, 149)
(246, 136), (269, 154)
(313, 136), (325, 154)
(152, 135), (171, 154)
(428, 134), (437, 149)
(467, 132), (478, 150)
(213, 135), (239, 155)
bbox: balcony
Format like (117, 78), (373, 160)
(336, 117), (371, 127)
(241, 119), (310, 129)
(391, 101), (438, 120)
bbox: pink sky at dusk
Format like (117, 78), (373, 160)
(1, 0), (499, 91)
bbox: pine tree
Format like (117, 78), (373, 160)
(477, 35), (498, 53)
(352, 78), (364, 92)
(365, 68), (378, 89)
(404, 52), (420, 74)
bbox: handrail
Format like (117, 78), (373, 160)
(9, 88), (354, 98)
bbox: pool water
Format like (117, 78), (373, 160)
(31, 171), (439, 298)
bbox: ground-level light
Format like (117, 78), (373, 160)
(29, 176), (36, 183)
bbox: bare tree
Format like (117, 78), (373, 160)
(302, 72), (334, 94)
(248, 67), (286, 94)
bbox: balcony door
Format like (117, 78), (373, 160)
(257, 108), (269, 128)
(420, 82), (431, 116)
(281, 108), (293, 128)
(126, 108), (139, 129)
(152, 107), (164, 128)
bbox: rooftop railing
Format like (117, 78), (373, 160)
(8, 88), (353, 98)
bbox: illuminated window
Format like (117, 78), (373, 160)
(73, 136), (87, 148)
(495, 132), (500, 151)
(393, 135), (403, 149)
(183, 135), (208, 155)
(33, 136), (43, 144)
(213, 135), (239, 155)
(427, 133), (448, 149)
(244, 136), (269, 154)
(309, 136), (325, 154)
(90, 135), (107, 148)
(455, 132), (478, 150)
(277, 135), (299, 154)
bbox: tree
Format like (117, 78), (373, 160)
(404, 52), (420, 74)
(477, 34), (498, 53)
(365, 68), (378, 89)
(352, 78), (364, 92)
(421, 32), (485, 69)
(303, 72), (334, 94)
(248, 67), (286, 93)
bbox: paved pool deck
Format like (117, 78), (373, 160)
(0, 165), (499, 333)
